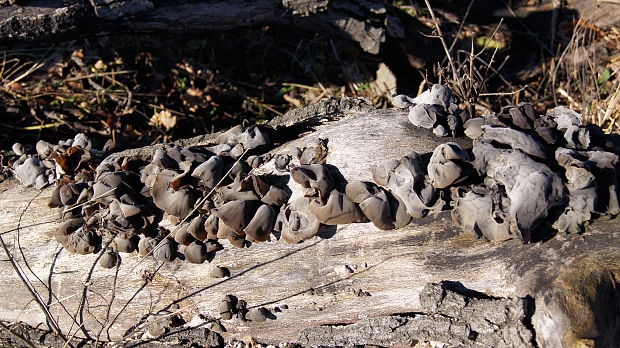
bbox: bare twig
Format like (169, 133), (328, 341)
(64, 70), (136, 82)
(447, 0), (475, 54)
(0, 234), (73, 347)
(479, 86), (527, 96)
(424, 0), (465, 98)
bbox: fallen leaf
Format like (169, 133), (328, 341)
(150, 109), (177, 130)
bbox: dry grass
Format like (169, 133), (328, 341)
(418, 0), (620, 134)
(546, 20), (620, 133)
(422, 0), (522, 118)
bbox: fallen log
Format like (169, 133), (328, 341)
(0, 0), (419, 55)
(0, 100), (619, 347)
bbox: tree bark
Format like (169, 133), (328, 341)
(0, 0), (412, 55)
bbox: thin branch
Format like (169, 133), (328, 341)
(424, 0), (465, 98)
(64, 70), (136, 82)
(447, 0), (475, 56)
(479, 86), (527, 96)
(0, 234), (73, 347)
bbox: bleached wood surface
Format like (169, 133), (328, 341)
(0, 109), (619, 347)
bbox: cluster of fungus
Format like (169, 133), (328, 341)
(218, 295), (276, 323)
(394, 84), (470, 137)
(11, 123), (292, 267)
(395, 86), (618, 242)
(10, 85), (620, 269)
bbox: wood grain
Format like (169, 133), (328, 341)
(0, 109), (618, 347)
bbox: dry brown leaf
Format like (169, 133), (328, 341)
(150, 109), (177, 130)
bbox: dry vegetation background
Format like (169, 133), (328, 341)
(0, 0), (618, 167)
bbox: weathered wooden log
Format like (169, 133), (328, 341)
(0, 102), (619, 347)
(0, 0), (416, 55)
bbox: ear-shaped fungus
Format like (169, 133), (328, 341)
(114, 235), (139, 253)
(534, 126), (559, 146)
(408, 104), (444, 129)
(93, 171), (141, 204)
(447, 110), (470, 137)
(54, 216), (99, 254)
(480, 126), (549, 160)
(345, 181), (411, 230)
(451, 188), (512, 240)
(209, 265), (229, 278)
(100, 248), (120, 269)
(138, 236), (160, 256)
(373, 152), (443, 218)
(499, 103), (539, 130)
(216, 175), (261, 202)
(296, 138), (329, 165)
(290, 164), (335, 203)
(216, 125), (270, 152)
(73, 133), (92, 150)
(244, 204), (277, 242)
(13, 157), (49, 189)
(249, 174), (291, 206)
(204, 214), (220, 240)
(412, 84), (458, 112)
(61, 225), (99, 255)
(261, 185), (290, 206)
(248, 307), (273, 322)
(219, 295), (235, 320)
(274, 154), (292, 171)
(216, 125), (245, 145)
(152, 149), (178, 169)
(153, 238), (178, 262)
(246, 155), (269, 168)
(191, 156), (224, 189)
(174, 222), (196, 246)
(464, 118), (485, 140)
(184, 240), (209, 264)
(216, 223), (246, 248)
(553, 148), (619, 233)
(212, 200), (257, 234)
(427, 143), (471, 189)
(405, 85), (467, 136)
(391, 94), (415, 108)
(212, 200), (269, 247)
(12, 143), (26, 156)
(50, 145), (91, 175)
(276, 197), (321, 244)
(563, 125), (593, 150)
(239, 126), (270, 150)
(309, 189), (364, 225)
(463, 113), (512, 140)
(55, 218), (86, 246)
(473, 142), (565, 242)
(546, 106), (582, 129)
(187, 215), (207, 241)
(36, 140), (54, 157)
(150, 169), (197, 218)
